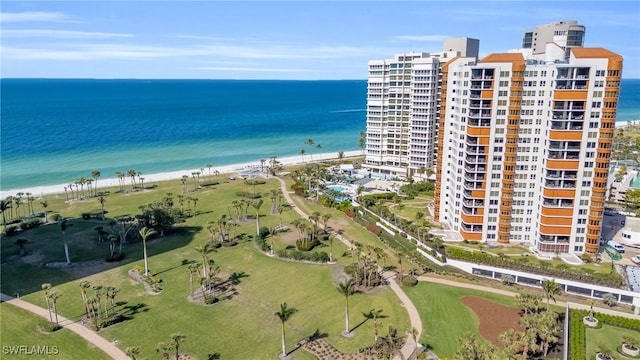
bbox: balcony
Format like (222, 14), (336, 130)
(464, 173), (485, 182)
(465, 156), (487, 164)
(544, 180), (576, 189)
(539, 235), (571, 244)
(464, 166), (486, 172)
(468, 120), (492, 127)
(466, 146), (485, 155)
(550, 121), (583, 131)
(463, 199), (485, 207)
(461, 223), (483, 232)
(463, 182), (484, 190)
(543, 199), (574, 207)
(548, 151), (580, 160)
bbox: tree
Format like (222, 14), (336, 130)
(39, 200), (49, 223)
(194, 242), (215, 280)
(0, 199), (11, 228)
(79, 280), (91, 318)
(91, 170), (101, 196)
(337, 279), (356, 334)
(541, 279), (561, 310)
(125, 346), (141, 360)
(251, 199), (264, 235)
(42, 283), (53, 322)
(171, 333), (186, 360)
(97, 196), (107, 220)
(49, 291), (62, 327)
(274, 302), (296, 356)
(338, 151), (345, 164)
(139, 226), (158, 277)
(188, 263), (200, 297)
(127, 169), (137, 190)
(60, 219), (74, 264)
(358, 131), (366, 156)
(300, 149), (306, 163)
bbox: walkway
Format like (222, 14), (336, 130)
(1, 293), (129, 360)
(274, 176), (424, 360)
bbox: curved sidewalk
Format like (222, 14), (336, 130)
(1, 293), (129, 359)
(275, 176), (423, 359)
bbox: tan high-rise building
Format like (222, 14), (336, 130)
(434, 46), (622, 255)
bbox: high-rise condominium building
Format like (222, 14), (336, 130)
(522, 20), (585, 60)
(364, 38), (479, 180)
(434, 45), (622, 255)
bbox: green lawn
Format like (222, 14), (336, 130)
(403, 281), (520, 358)
(1, 174), (410, 359)
(0, 302), (111, 360)
(585, 324), (639, 359)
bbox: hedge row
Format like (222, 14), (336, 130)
(445, 247), (624, 288)
(573, 309), (640, 331)
(569, 310), (586, 360)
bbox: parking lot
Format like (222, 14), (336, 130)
(602, 209), (640, 266)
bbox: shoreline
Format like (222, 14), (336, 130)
(615, 119), (640, 129)
(0, 150), (363, 199)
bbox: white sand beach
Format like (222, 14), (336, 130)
(0, 150), (362, 199)
(615, 119), (640, 129)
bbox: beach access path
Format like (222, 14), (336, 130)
(0, 292), (129, 360)
(274, 175), (423, 360)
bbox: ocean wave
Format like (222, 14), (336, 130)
(329, 109), (366, 113)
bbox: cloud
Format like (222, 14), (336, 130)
(190, 66), (312, 72)
(0, 11), (71, 23)
(2, 29), (134, 39)
(392, 34), (449, 42)
(1, 42), (383, 61)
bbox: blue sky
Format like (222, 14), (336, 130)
(1, 1), (638, 79)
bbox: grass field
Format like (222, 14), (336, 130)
(0, 302), (111, 360)
(403, 281), (520, 358)
(1, 173), (410, 359)
(585, 323), (639, 359)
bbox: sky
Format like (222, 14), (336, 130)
(1, 1), (639, 80)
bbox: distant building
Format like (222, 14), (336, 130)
(522, 20), (585, 60)
(364, 38), (479, 179)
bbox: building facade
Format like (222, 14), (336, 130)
(434, 47), (622, 255)
(364, 39), (479, 180)
(522, 20), (586, 60)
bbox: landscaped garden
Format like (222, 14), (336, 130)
(1, 170), (412, 359)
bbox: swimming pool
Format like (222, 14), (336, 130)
(325, 185), (350, 202)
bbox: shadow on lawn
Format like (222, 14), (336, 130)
(0, 222), (201, 297)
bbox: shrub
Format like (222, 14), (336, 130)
(3, 224), (20, 236)
(259, 226), (270, 239)
(501, 274), (515, 286)
(296, 238), (317, 251)
(105, 253), (125, 262)
(132, 265), (144, 274)
(50, 213), (62, 222)
(569, 310), (586, 360)
(402, 276), (419, 287)
(602, 293), (617, 307)
(204, 295), (219, 304)
(276, 249), (330, 263)
(344, 210), (356, 218)
(19, 218), (41, 230)
(38, 320), (60, 332)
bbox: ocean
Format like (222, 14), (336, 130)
(1, 78), (639, 194)
(0, 79), (367, 193)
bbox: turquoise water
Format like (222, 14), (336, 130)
(632, 176), (640, 188)
(1, 78), (639, 192)
(327, 185), (347, 193)
(0, 79), (366, 191)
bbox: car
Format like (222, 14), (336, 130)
(632, 255), (640, 265)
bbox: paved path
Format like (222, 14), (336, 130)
(274, 176), (423, 359)
(1, 293), (129, 359)
(418, 276), (640, 320)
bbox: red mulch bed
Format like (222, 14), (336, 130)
(461, 296), (523, 347)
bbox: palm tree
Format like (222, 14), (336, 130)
(337, 279), (356, 334)
(171, 333), (186, 360)
(139, 226), (158, 277)
(300, 149), (306, 163)
(125, 346), (141, 360)
(251, 199), (263, 235)
(106, 286), (119, 316)
(358, 131), (366, 156)
(60, 219), (74, 264)
(97, 196), (107, 220)
(79, 280), (91, 317)
(541, 279), (561, 310)
(91, 170), (101, 196)
(275, 302), (296, 356)
(207, 163), (213, 180)
(42, 283), (53, 322)
(49, 291), (62, 327)
(0, 199), (11, 228)
(188, 263), (200, 297)
(194, 243), (214, 280)
(338, 151), (345, 164)
(39, 200), (49, 223)
(306, 138), (315, 162)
